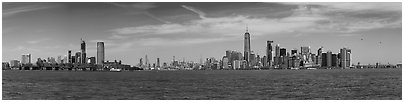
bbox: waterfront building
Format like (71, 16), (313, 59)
(21, 54), (31, 64)
(280, 48), (286, 57)
(244, 27), (251, 66)
(301, 46), (310, 61)
(57, 56), (62, 63)
(327, 51), (332, 67)
(332, 54), (338, 67)
(157, 58), (160, 68)
(340, 48), (352, 68)
(274, 44), (281, 66)
(317, 47), (323, 56)
(266, 40), (273, 67)
(97, 42), (105, 65)
(222, 56), (229, 69)
(321, 53), (327, 67)
(10, 60), (20, 68)
(291, 49), (298, 56)
(81, 39), (86, 64)
(68, 50), (72, 63)
(88, 57), (96, 64)
(75, 52), (81, 63)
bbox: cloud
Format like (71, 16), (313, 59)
(108, 3), (401, 48)
(3, 3), (59, 17)
(110, 2), (169, 23)
(27, 39), (49, 44)
(110, 2), (156, 10)
(181, 5), (207, 19)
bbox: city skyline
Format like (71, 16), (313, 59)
(2, 2), (402, 65)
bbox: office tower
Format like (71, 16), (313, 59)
(321, 53), (327, 67)
(75, 52), (81, 63)
(244, 27), (251, 66)
(157, 58), (160, 68)
(327, 51), (332, 67)
(21, 54), (31, 64)
(332, 54), (338, 67)
(249, 53), (256, 67)
(97, 42), (105, 64)
(262, 56), (267, 67)
(10, 60), (20, 68)
(274, 44), (280, 65)
(291, 49), (298, 55)
(222, 56), (229, 69)
(317, 47), (323, 56)
(68, 50), (72, 63)
(280, 48), (287, 57)
(301, 46), (310, 55)
(301, 46), (310, 61)
(80, 39), (86, 64)
(63, 55), (67, 63)
(145, 55), (149, 68)
(88, 57), (96, 64)
(340, 48), (352, 68)
(57, 56), (62, 63)
(266, 40), (273, 67)
(139, 58), (143, 67)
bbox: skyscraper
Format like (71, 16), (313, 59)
(317, 47), (323, 56)
(274, 44), (280, 66)
(157, 58), (160, 68)
(266, 40), (273, 67)
(280, 48), (287, 57)
(340, 48), (352, 68)
(301, 46), (310, 61)
(97, 42), (105, 64)
(327, 51), (332, 67)
(244, 27), (251, 66)
(21, 54), (31, 64)
(75, 52), (81, 63)
(291, 49), (298, 55)
(80, 39), (86, 64)
(68, 50), (72, 63)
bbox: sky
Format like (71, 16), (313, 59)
(2, 2), (402, 66)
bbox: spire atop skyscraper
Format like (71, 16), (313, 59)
(246, 24), (249, 33)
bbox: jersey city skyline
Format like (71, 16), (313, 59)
(2, 2), (402, 66)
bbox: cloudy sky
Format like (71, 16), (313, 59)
(2, 2), (402, 65)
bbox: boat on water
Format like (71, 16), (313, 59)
(110, 68), (122, 72)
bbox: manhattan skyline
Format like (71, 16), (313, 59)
(2, 2), (402, 66)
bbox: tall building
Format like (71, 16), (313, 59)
(244, 27), (251, 66)
(266, 40), (273, 67)
(139, 58), (143, 67)
(331, 54), (339, 67)
(317, 47), (323, 56)
(301, 46), (310, 55)
(291, 49), (298, 55)
(157, 58), (160, 68)
(321, 53), (327, 67)
(88, 57), (96, 64)
(68, 50), (72, 63)
(80, 39), (86, 64)
(280, 48), (287, 57)
(274, 44), (280, 66)
(10, 60), (20, 68)
(327, 51), (332, 67)
(21, 54), (31, 64)
(57, 56), (62, 63)
(301, 46), (310, 61)
(222, 56), (229, 69)
(340, 48), (352, 68)
(75, 52), (81, 63)
(97, 42), (105, 65)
